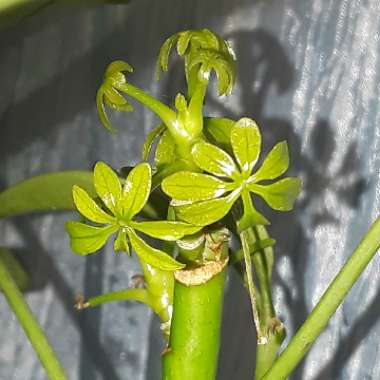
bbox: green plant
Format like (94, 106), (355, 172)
(0, 28), (380, 380)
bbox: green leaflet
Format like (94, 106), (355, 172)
(0, 171), (95, 219)
(155, 130), (177, 168)
(231, 118), (261, 174)
(204, 117), (234, 150)
(94, 162), (122, 215)
(142, 124), (166, 161)
(65, 222), (118, 255)
(173, 189), (241, 226)
(127, 229), (185, 270)
(121, 163), (152, 219)
(162, 171), (230, 202)
(248, 178), (302, 211)
(72, 185), (115, 224)
(131, 221), (202, 241)
(251, 141), (289, 182)
(191, 141), (239, 178)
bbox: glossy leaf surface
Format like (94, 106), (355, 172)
(231, 118), (261, 174)
(173, 189), (241, 226)
(72, 185), (114, 224)
(162, 171), (230, 201)
(131, 221), (201, 241)
(114, 229), (129, 254)
(121, 163), (151, 219)
(192, 142), (238, 178)
(0, 171), (95, 219)
(93, 162), (122, 215)
(127, 229), (185, 270)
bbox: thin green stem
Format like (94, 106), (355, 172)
(262, 215), (380, 380)
(86, 288), (154, 308)
(240, 229), (266, 344)
(0, 252), (67, 380)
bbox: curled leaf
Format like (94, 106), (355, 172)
(142, 123), (166, 161)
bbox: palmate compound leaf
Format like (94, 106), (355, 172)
(173, 188), (241, 226)
(127, 228), (185, 271)
(191, 141), (239, 178)
(248, 178), (302, 211)
(93, 162), (122, 215)
(65, 222), (118, 255)
(121, 163), (151, 219)
(161, 171), (231, 202)
(230, 118), (261, 174)
(72, 185), (115, 224)
(131, 221), (202, 241)
(251, 141), (289, 183)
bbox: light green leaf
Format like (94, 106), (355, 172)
(142, 124), (166, 161)
(251, 141), (289, 182)
(128, 229), (185, 270)
(231, 118), (261, 174)
(103, 85), (127, 106)
(173, 189), (241, 226)
(72, 185), (115, 224)
(114, 229), (130, 254)
(191, 141), (239, 178)
(204, 117), (234, 150)
(131, 221), (202, 241)
(162, 171), (231, 202)
(155, 130), (177, 168)
(0, 171), (95, 219)
(248, 178), (302, 211)
(156, 34), (178, 80)
(94, 162), (122, 215)
(121, 163), (151, 219)
(66, 222), (118, 255)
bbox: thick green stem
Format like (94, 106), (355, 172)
(262, 215), (380, 380)
(162, 267), (227, 380)
(0, 252), (67, 380)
